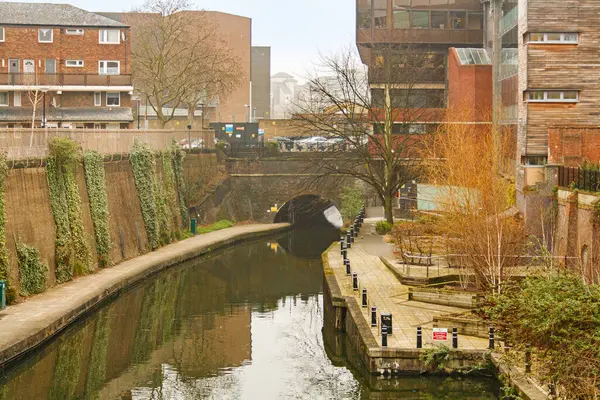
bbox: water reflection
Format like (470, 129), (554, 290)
(0, 227), (498, 399)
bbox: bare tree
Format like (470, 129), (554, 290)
(293, 44), (444, 224)
(130, 0), (241, 128)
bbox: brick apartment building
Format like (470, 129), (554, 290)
(0, 2), (134, 129)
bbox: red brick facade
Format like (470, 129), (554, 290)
(447, 48), (492, 121)
(548, 127), (600, 167)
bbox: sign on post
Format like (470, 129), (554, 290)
(432, 328), (448, 341)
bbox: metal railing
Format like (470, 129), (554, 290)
(0, 128), (215, 159)
(558, 165), (600, 192)
(0, 73), (132, 86)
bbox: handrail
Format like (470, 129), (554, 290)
(0, 73), (132, 86)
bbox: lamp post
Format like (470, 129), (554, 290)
(187, 124), (192, 152)
(244, 104), (250, 123)
(199, 103), (204, 150)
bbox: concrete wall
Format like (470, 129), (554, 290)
(3, 153), (218, 294)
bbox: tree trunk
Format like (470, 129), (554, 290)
(384, 194), (394, 225)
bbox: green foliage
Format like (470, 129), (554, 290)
(171, 142), (189, 230)
(50, 328), (84, 399)
(196, 220), (234, 234)
(16, 239), (47, 296)
(154, 167), (171, 246)
(339, 186), (364, 222)
(375, 220), (392, 235)
(581, 160), (600, 172)
(47, 138), (93, 282)
(83, 151), (111, 267)
(84, 309), (109, 399)
(0, 154), (11, 301)
(484, 272), (600, 398)
(420, 345), (451, 371)
(131, 141), (159, 250)
(161, 148), (179, 232)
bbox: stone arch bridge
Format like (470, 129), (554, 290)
(190, 155), (360, 225)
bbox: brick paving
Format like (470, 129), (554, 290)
(329, 228), (489, 350)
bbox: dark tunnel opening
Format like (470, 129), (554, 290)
(273, 194), (343, 228)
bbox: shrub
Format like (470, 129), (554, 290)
(196, 220), (234, 234)
(130, 141), (159, 249)
(375, 220), (392, 235)
(266, 141), (279, 156)
(83, 151), (111, 267)
(16, 239), (48, 296)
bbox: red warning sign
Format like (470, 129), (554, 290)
(432, 328), (448, 341)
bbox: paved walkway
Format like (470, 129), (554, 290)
(0, 223), (289, 366)
(330, 225), (488, 350)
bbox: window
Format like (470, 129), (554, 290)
(412, 0), (429, 8)
(358, 10), (372, 29)
(65, 60), (84, 67)
(94, 92), (102, 106)
(373, 0), (387, 8)
(393, 10), (410, 28)
(106, 92), (120, 106)
(467, 12), (483, 30)
(449, 11), (466, 29)
(0, 27), (4, 42)
(393, 0), (410, 7)
(98, 61), (120, 75)
(14, 92), (21, 107)
(65, 28), (84, 35)
(412, 11), (429, 28)
(38, 28), (53, 43)
(99, 29), (120, 44)
(431, 11), (447, 29)
(374, 9), (387, 28)
(526, 32), (579, 44)
(0, 92), (7, 106)
(526, 90), (579, 102)
(523, 156), (547, 166)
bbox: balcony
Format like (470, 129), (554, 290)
(0, 73), (132, 87)
(357, 27), (484, 46)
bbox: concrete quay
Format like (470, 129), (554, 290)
(323, 232), (490, 376)
(0, 223), (290, 367)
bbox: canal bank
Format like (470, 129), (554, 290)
(0, 223), (290, 367)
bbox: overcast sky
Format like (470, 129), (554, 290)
(8, 0), (355, 80)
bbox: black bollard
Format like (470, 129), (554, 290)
(362, 288), (367, 307)
(382, 326), (388, 347)
(340, 237), (345, 252)
(452, 327), (458, 349)
(371, 306), (377, 327)
(380, 313), (392, 334)
(417, 327), (422, 349)
(489, 326), (495, 350)
(525, 345), (532, 373)
(342, 248), (347, 260)
(350, 227), (355, 242)
(346, 231), (352, 248)
(345, 259), (351, 275)
(352, 272), (358, 290)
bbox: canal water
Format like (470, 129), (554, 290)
(0, 226), (499, 399)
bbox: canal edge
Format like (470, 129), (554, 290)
(0, 223), (291, 369)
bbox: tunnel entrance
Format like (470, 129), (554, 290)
(273, 194), (343, 228)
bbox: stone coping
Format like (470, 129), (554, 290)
(0, 223), (290, 367)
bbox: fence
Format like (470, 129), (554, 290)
(0, 128), (215, 159)
(557, 165), (600, 192)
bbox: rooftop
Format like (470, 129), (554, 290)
(0, 2), (128, 27)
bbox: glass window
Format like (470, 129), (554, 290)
(412, 0), (429, 8)
(13, 92), (21, 107)
(468, 12), (483, 29)
(65, 60), (84, 67)
(524, 156), (547, 166)
(393, 0), (410, 8)
(0, 27), (4, 42)
(546, 33), (561, 41)
(431, 11), (447, 29)
(99, 61), (120, 75)
(430, 0), (448, 8)
(65, 29), (84, 35)
(393, 10), (410, 28)
(358, 10), (372, 29)
(371, 89), (385, 108)
(563, 33), (579, 42)
(547, 92), (561, 100)
(450, 11), (465, 29)
(99, 29), (119, 44)
(527, 91), (545, 101)
(374, 9), (387, 28)
(38, 28), (53, 43)
(563, 91), (579, 100)
(0, 92), (7, 106)
(94, 92), (102, 107)
(528, 33), (544, 42)
(412, 11), (429, 28)
(106, 92), (120, 106)
(358, 0), (371, 9)
(373, 0), (387, 8)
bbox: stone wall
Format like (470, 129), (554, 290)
(3, 153), (218, 294)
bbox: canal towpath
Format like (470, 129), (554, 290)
(0, 223), (290, 367)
